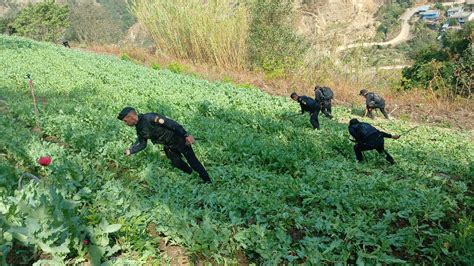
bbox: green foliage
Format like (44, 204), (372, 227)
(150, 63), (161, 70)
(10, 1), (69, 42)
(443, 22), (473, 55)
(448, 18), (459, 26)
(0, 35), (473, 264)
(264, 67), (285, 80)
(167, 61), (186, 74)
(120, 53), (132, 61)
(222, 75), (233, 83)
(249, 0), (308, 75)
(402, 22), (473, 97)
(0, 17), (16, 35)
(400, 22), (439, 59)
(433, 3), (445, 11)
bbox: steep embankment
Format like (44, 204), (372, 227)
(297, 0), (384, 46)
(1, 36), (473, 264)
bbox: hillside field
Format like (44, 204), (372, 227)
(0, 36), (473, 265)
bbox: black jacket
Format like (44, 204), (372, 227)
(298, 96), (320, 114)
(129, 113), (188, 154)
(315, 87), (333, 103)
(349, 122), (391, 144)
(366, 92), (385, 108)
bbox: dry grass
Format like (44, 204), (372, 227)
(131, 0), (248, 70)
(84, 43), (474, 130)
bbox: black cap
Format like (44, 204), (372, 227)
(117, 107), (135, 120)
(359, 89), (368, 96)
(349, 118), (359, 125)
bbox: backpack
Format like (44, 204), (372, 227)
(320, 87), (334, 100)
(367, 92), (385, 108)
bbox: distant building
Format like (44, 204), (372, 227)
(420, 10), (440, 21)
(417, 5), (430, 14)
(447, 6), (463, 17)
(466, 0), (474, 12)
(450, 11), (474, 24)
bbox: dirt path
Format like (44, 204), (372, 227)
(337, 0), (466, 52)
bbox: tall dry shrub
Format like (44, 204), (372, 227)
(132, 0), (249, 69)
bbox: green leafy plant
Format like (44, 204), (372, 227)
(121, 53), (132, 61)
(167, 61), (186, 74)
(150, 63), (161, 70)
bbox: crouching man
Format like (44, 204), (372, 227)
(348, 118), (400, 164)
(118, 107), (211, 183)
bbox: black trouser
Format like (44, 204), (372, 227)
(353, 135), (394, 164)
(62, 41), (70, 48)
(163, 141), (211, 183)
(367, 106), (389, 119)
(321, 100), (332, 118)
(309, 110), (320, 129)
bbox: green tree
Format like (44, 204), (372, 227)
(402, 21), (473, 98)
(0, 17), (16, 35)
(434, 3), (445, 11)
(248, 0), (308, 75)
(448, 18), (459, 26)
(11, 1), (69, 42)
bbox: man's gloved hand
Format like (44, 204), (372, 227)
(185, 135), (195, 145)
(392, 135), (400, 140)
(124, 149), (131, 156)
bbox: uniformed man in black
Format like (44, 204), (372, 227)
(118, 107), (211, 183)
(60, 36), (70, 48)
(359, 89), (389, 119)
(348, 118), (400, 164)
(314, 86), (333, 118)
(290, 92), (321, 129)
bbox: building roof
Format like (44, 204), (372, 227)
(421, 10), (440, 16)
(450, 11), (472, 19)
(447, 6), (463, 12)
(417, 5), (430, 12)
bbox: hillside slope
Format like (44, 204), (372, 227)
(297, 0), (383, 45)
(0, 36), (473, 264)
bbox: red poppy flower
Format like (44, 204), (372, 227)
(37, 156), (52, 166)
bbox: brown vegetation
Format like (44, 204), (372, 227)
(84, 43), (474, 130)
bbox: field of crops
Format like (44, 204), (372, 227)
(0, 35), (473, 265)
